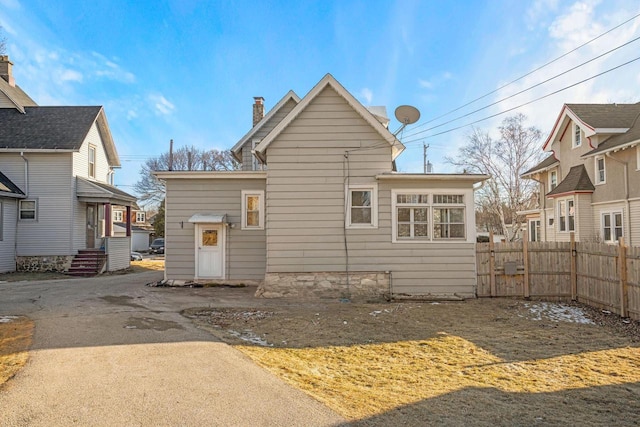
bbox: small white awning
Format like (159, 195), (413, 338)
(188, 213), (227, 223)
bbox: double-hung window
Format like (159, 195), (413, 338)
(433, 194), (465, 239)
(241, 190), (264, 230)
(346, 184), (377, 228)
(529, 219), (541, 242)
(113, 210), (123, 222)
(395, 193), (429, 240)
(549, 170), (557, 191)
(595, 156), (606, 184)
(558, 198), (575, 232)
(19, 200), (37, 220)
(136, 212), (146, 223)
(602, 212), (623, 242)
(88, 145), (96, 178)
(573, 123), (582, 148)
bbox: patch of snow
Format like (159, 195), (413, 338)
(524, 302), (594, 324)
(228, 330), (273, 347)
(431, 302), (440, 305)
(0, 315), (19, 323)
(369, 310), (383, 316)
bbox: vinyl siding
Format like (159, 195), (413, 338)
(72, 122), (111, 181)
(241, 98), (297, 171)
(0, 199), (17, 272)
(0, 91), (17, 108)
(576, 193), (594, 241)
(265, 86), (478, 295)
(106, 237), (130, 271)
(0, 152), (75, 255)
(630, 199), (640, 246)
(164, 178), (266, 280)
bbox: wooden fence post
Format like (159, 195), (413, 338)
(619, 237), (628, 318)
(570, 232), (577, 301)
(489, 230), (496, 297)
(523, 230), (530, 299)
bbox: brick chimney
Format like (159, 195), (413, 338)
(253, 96), (264, 126)
(0, 55), (15, 87)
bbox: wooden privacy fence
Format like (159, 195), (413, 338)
(476, 233), (640, 321)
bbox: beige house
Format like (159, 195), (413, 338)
(157, 74), (488, 299)
(521, 103), (640, 245)
(0, 55), (137, 274)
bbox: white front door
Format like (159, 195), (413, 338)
(196, 224), (224, 279)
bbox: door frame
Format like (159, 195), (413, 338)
(194, 223), (225, 280)
(86, 204), (97, 248)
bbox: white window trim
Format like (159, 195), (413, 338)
(241, 189), (265, 230)
(391, 190), (429, 243)
(601, 210), (623, 243)
(88, 144), (96, 179)
(595, 155), (606, 185)
(528, 219), (541, 242)
(19, 199), (37, 221)
(391, 189), (473, 243)
(572, 123), (582, 148)
(549, 170), (557, 192)
(112, 210), (123, 222)
(136, 212), (146, 223)
(346, 183), (378, 229)
(636, 146), (640, 171)
(557, 197), (575, 233)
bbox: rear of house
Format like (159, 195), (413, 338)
(158, 74), (487, 299)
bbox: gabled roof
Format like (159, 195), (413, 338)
(230, 90), (300, 161)
(254, 74), (406, 162)
(546, 165), (594, 198)
(0, 170), (26, 198)
(521, 154), (559, 177)
(543, 103), (640, 151)
(0, 77), (37, 113)
(582, 108), (640, 157)
(0, 106), (121, 167)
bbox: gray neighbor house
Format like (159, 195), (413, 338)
(157, 74), (488, 299)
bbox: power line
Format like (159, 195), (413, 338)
(407, 10), (640, 131)
(403, 35), (640, 138)
(401, 55), (640, 145)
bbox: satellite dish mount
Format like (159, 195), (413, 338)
(393, 105), (420, 136)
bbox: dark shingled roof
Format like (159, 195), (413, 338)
(0, 170), (25, 197)
(567, 103), (640, 129)
(0, 106), (102, 150)
(522, 154), (559, 176)
(546, 165), (594, 197)
(584, 109), (640, 156)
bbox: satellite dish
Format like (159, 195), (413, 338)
(394, 105), (420, 125)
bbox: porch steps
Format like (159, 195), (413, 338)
(66, 249), (107, 277)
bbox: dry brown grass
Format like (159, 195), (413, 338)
(0, 271), (70, 282)
(130, 259), (164, 273)
(238, 336), (640, 420)
(186, 299), (640, 425)
(0, 316), (33, 387)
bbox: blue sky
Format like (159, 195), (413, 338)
(1, 0), (639, 206)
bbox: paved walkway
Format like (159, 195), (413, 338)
(0, 272), (344, 426)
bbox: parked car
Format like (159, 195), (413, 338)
(149, 238), (165, 254)
(131, 251), (143, 261)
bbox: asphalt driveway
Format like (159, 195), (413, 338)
(0, 272), (344, 426)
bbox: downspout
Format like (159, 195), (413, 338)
(605, 152), (631, 246)
(20, 152), (28, 195)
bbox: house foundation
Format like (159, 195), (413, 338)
(257, 271), (390, 300)
(16, 255), (74, 273)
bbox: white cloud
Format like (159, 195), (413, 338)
(149, 94), (175, 115)
(126, 109), (138, 120)
(0, 0), (20, 11)
(418, 79), (432, 89)
(59, 68), (83, 82)
(360, 88), (373, 104)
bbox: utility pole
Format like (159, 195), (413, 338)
(423, 143), (430, 174)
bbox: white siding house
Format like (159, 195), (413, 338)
(158, 74), (488, 299)
(0, 55), (137, 273)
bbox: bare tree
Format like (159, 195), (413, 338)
(134, 145), (240, 205)
(447, 114), (543, 241)
(0, 26), (7, 55)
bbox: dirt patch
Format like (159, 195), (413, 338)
(184, 298), (640, 426)
(0, 271), (73, 282)
(0, 316), (33, 388)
